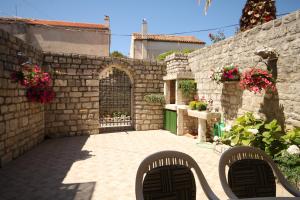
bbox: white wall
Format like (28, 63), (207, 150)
(130, 39), (204, 60)
(0, 23), (110, 56)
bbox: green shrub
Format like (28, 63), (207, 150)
(178, 80), (197, 98)
(221, 113), (300, 189)
(221, 112), (264, 147)
(281, 128), (300, 146)
(144, 94), (165, 104)
(262, 119), (285, 156)
(274, 150), (300, 190)
(110, 51), (126, 58)
(156, 49), (194, 61)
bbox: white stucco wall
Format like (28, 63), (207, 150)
(0, 23), (110, 56)
(130, 39), (204, 60)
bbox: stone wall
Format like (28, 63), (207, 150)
(0, 29), (44, 166)
(189, 10), (300, 129)
(43, 53), (166, 137)
(0, 28), (166, 166)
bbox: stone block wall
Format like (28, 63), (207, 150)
(0, 29), (44, 166)
(189, 10), (300, 129)
(43, 53), (166, 137)
(0, 28), (166, 165)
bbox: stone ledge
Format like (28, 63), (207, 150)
(187, 109), (221, 120)
(165, 53), (188, 62)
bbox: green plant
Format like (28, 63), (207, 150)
(144, 94), (165, 104)
(262, 120), (285, 156)
(110, 51), (126, 58)
(221, 112), (264, 147)
(221, 112), (286, 157)
(281, 128), (300, 146)
(189, 101), (197, 110)
(274, 150), (300, 190)
(156, 49), (194, 61)
(178, 80), (197, 98)
(195, 101), (207, 111)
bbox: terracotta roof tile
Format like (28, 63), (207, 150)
(0, 17), (108, 30)
(132, 33), (205, 44)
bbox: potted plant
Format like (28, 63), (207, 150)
(188, 99), (207, 111)
(239, 67), (276, 93)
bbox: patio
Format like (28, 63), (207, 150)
(0, 130), (291, 200)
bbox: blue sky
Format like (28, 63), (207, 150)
(1, 0), (299, 56)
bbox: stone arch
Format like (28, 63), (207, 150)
(98, 62), (135, 132)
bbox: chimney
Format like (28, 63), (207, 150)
(104, 15), (110, 27)
(141, 18), (147, 35)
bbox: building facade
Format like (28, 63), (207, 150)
(0, 16), (111, 56)
(130, 19), (205, 60)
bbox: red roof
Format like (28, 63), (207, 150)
(132, 33), (205, 44)
(0, 17), (109, 30)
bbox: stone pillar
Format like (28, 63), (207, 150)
(198, 118), (207, 142)
(164, 81), (170, 104)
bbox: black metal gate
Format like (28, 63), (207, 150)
(99, 67), (132, 131)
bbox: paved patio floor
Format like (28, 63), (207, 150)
(0, 130), (291, 200)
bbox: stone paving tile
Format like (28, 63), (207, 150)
(0, 130), (292, 200)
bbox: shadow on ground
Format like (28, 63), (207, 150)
(0, 136), (95, 200)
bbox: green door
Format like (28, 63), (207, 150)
(164, 109), (177, 134)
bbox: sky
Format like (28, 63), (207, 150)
(1, 0), (300, 56)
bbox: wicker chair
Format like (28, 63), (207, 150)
(135, 150), (220, 200)
(218, 146), (300, 199)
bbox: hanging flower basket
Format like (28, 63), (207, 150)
(211, 64), (241, 84)
(26, 85), (55, 104)
(239, 67), (276, 93)
(11, 64), (55, 104)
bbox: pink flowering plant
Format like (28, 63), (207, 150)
(211, 64), (241, 84)
(11, 64), (55, 104)
(239, 67), (276, 93)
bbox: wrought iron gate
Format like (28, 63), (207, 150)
(99, 67), (132, 131)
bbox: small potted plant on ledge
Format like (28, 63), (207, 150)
(211, 64), (241, 84)
(189, 96), (208, 111)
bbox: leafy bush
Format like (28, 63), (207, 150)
(156, 48), (194, 61)
(144, 94), (165, 104)
(262, 120), (285, 156)
(221, 113), (299, 189)
(281, 128), (300, 146)
(274, 150), (300, 190)
(110, 51), (126, 58)
(221, 112), (264, 147)
(178, 80), (197, 98)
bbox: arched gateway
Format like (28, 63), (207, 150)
(99, 67), (133, 132)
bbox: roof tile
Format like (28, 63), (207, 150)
(0, 17), (108, 30)
(132, 33), (205, 44)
